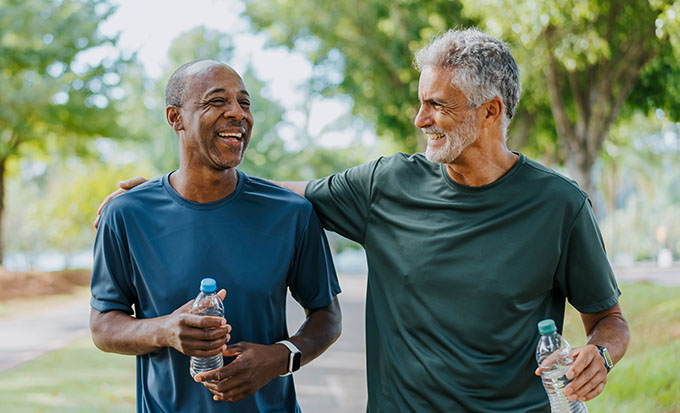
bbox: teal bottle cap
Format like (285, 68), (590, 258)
(537, 319), (557, 335)
(200, 278), (217, 293)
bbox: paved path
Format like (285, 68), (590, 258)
(0, 265), (678, 411)
(0, 297), (91, 372)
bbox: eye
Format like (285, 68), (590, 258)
(239, 100), (251, 107)
(209, 98), (226, 105)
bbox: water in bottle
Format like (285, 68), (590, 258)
(535, 319), (588, 413)
(189, 278), (225, 378)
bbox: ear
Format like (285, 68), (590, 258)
(166, 106), (183, 131)
(483, 96), (503, 125)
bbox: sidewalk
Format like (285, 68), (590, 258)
(0, 265), (678, 411)
(0, 297), (91, 372)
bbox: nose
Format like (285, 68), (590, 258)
(222, 100), (246, 120)
(414, 105), (431, 129)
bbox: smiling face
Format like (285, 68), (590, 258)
(175, 62), (253, 170)
(414, 66), (481, 164)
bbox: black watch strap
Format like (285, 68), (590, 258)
(596, 345), (613, 373)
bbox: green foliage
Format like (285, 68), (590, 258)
(562, 282), (680, 412)
(4, 149), (154, 266)
(244, 0), (475, 152)
(0, 0), (129, 158)
(598, 114), (680, 261)
(244, 0), (680, 198)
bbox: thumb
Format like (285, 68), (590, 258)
(178, 299), (195, 314)
(222, 342), (244, 357)
(218, 289), (227, 301)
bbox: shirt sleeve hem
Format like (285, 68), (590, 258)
(299, 289), (342, 311)
(571, 292), (620, 314)
(90, 296), (134, 315)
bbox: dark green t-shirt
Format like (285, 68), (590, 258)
(306, 152), (620, 412)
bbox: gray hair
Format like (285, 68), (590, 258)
(165, 59), (214, 107)
(414, 28), (521, 136)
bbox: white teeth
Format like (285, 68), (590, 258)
(426, 133), (445, 140)
(218, 132), (242, 139)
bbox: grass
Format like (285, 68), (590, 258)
(0, 282), (677, 412)
(0, 336), (136, 412)
(563, 282), (680, 413)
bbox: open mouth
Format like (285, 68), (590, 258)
(217, 131), (243, 146)
(426, 132), (446, 141)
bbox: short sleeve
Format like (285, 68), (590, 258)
(90, 211), (136, 315)
(555, 199), (621, 313)
(304, 158), (382, 244)
(287, 208), (341, 310)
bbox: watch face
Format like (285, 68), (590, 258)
(598, 346), (613, 370)
(292, 352), (302, 372)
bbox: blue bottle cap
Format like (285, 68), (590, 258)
(200, 278), (217, 293)
(537, 319), (557, 335)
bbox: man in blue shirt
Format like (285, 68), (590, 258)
(90, 59), (342, 412)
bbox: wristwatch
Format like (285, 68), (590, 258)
(276, 340), (302, 376)
(596, 345), (613, 373)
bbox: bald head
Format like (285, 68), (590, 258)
(165, 59), (237, 107)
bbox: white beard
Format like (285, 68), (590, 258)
(425, 110), (479, 164)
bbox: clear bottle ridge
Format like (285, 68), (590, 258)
(535, 319), (588, 413)
(189, 278), (225, 378)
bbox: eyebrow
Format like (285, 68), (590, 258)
(204, 88), (250, 97)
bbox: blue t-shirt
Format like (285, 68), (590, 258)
(91, 170), (341, 413)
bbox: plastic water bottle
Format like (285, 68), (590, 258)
(189, 278), (225, 378)
(535, 319), (588, 413)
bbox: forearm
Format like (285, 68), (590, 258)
(287, 296), (342, 367)
(582, 307), (630, 365)
(270, 181), (309, 198)
(90, 308), (168, 355)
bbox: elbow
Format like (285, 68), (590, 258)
(330, 298), (342, 344)
(89, 308), (114, 353)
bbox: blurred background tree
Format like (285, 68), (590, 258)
(461, 0), (680, 200)
(0, 0), (129, 259)
(1, 0), (679, 268)
(244, 0), (476, 152)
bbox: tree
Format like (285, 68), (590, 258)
(0, 0), (128, 259)
(244, 0), (474, 152)
(137, 26), (368, 180)
(461, 0), (680, 197)
(244, 0), (680, 199)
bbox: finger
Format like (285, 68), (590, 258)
(180, 326), (229, 343)
(195, 365), (230, 383)
(120, 176), (148, 189)
(566, 347), (593, 380)
(181, 314), (227, 328)
(565, 365), (599, 399)
(222, 342), (244, 357)
(207, 383), (249, 403)
(582, 381), (605, 402)
(97, 188), (125, 215)
(217, 289), (227, 301)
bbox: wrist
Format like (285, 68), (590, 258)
(595, 345), (613, 373)
(276, 339), (302, 376)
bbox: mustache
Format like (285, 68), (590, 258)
(222, 120), (246, 128)
(422, 126), (446, 135)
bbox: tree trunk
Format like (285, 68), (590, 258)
(0, 156), (5, 262)
(565, 148), (597, 199)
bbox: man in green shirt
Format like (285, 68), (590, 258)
(96, 29), (629, 412)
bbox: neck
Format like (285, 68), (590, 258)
(170, 165), (239, 203)
(445, 143), (518, 187)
